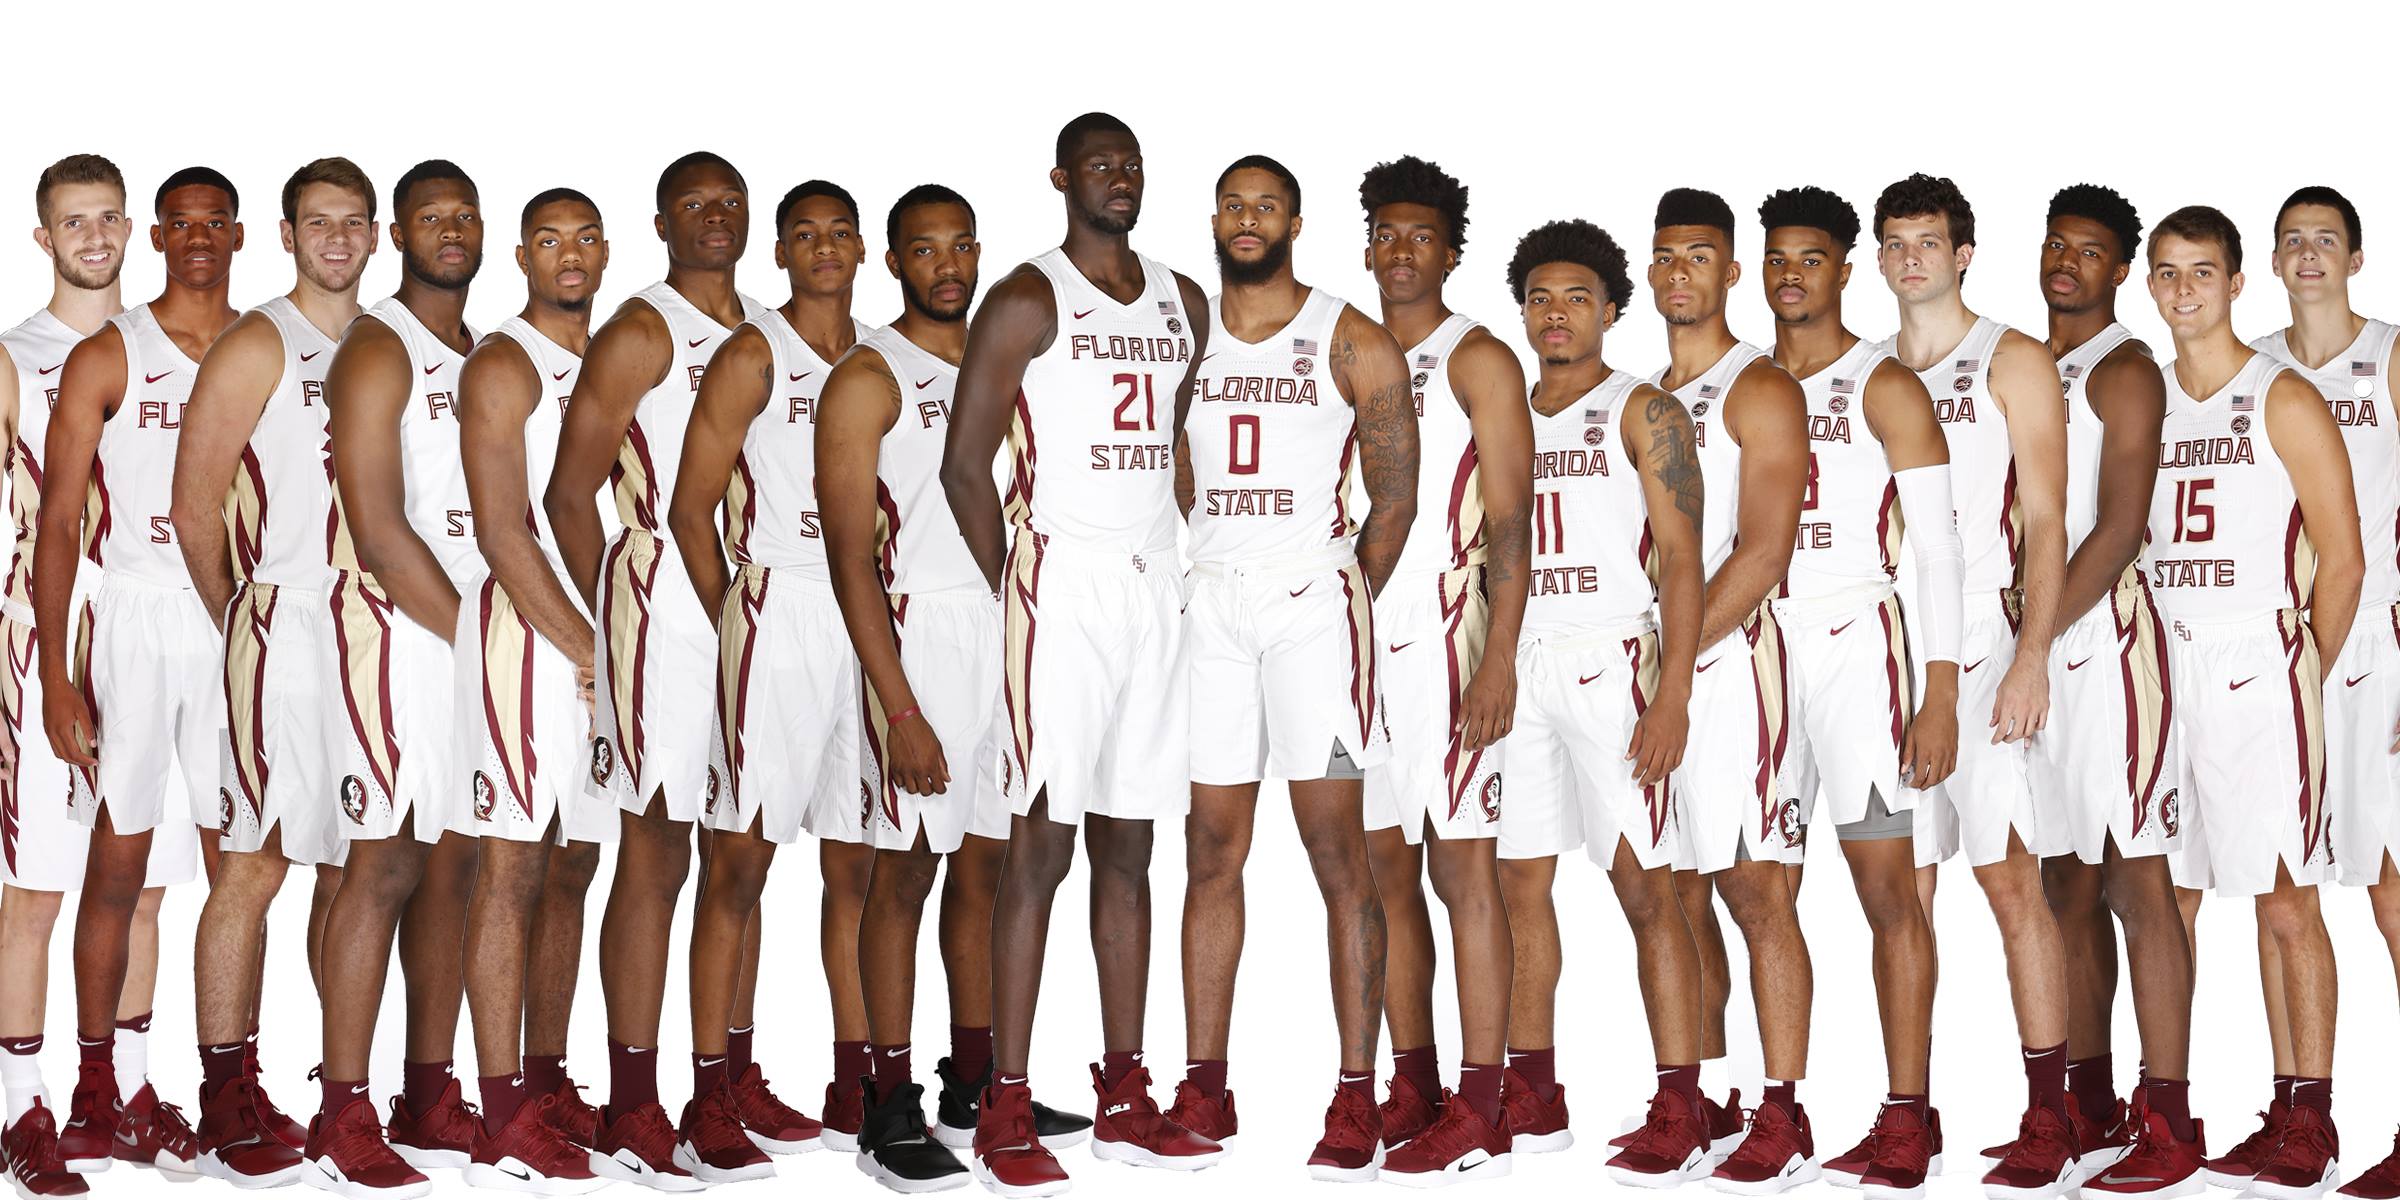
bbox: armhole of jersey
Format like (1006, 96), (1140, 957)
(115, 314), (143, 399)
(2377, 322), (2399, 396)
(1441, 324), (1476, 418)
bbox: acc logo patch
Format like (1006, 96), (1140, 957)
(2159, 788), (2180, 839)
(1583, 426), (1603, 446)
(1951, 375), (1973, 394)
(1829, 396), (1848, 414)
(218, 788), (236, 835)
(590, 739), (615, 786)
(2230, 415), (2251, 435)
(473, 772), (496, 821)
(1478, 774), (1503, 822)
(1293, 356), (1314, 377)
(340, 775), (368, 824)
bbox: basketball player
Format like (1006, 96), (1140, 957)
(2230, 187), (2398, 1200)
(1496, 218), (1708, 1188)
(2143, 205), (2359, 1200)
(544, 152), (809, 1188)
(2020, 184), (2199, 1197)
(1643, 188), (1812, 1188)
(1872, 173), (2079, 1199)
(168, 158), (377, 1186)
(1, 153), (137, 1200)
(1169, 154), (1417, 1181)
(1757, 185), (1960, 1200)
(940, 111), (1219, 1195)
(309, 159), (490, 1198)
(450, 187), (619, 1191)
(661, 176), (864, 1184)
(1352, 155), (1534, 1184)
(37, 166), (246, 1179)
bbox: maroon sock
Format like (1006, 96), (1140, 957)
(1393, 1044), (1441, 1101)
(693, 1053), (729, 1098)
(2067, 1053), (2115, 1124)
(1888, 1092), (1931, 1121)
(996, 1072), (1028, 1090)
(320, 1074), (367, 1120)
(1340, 1070), (1375, 1102)
(523, 1054), (567, 1097)
(2291, 1076), (2332, 1116)
(1657, 1063), (1701, 1102)
(403, 1061), (454, 1119)
(608, 1037), (659, 1117)
(950, 1026), (993, 1084)
(77, 1033), (112, 1065)
(1099, 1049), (1144, 1091)
(2274, 1074), (2297, 1107)
(1183, 1058), (1228, 1099)
(872, 1044), (912, 1090)
(2142, 1077), (2196, 1143)
(1764, 1080), (1799, 1114)
(200, 1041), (248, 1094)
(480, 1073), (528, 1133)
(2022, 1042), (2069, 1118)
(726, 1026), (754, 1079)
(114, 1012), (152, 1035)
(245, 1027), (263, 1075)
(1459, 1062), (1503, 1125)
(834, 1041), (872, 1094)
(1506, 1046), (1557, 1103)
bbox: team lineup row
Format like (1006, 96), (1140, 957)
(0, 110), (2393, 1200)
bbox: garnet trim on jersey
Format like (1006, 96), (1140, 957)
(1747, 608), (1794, 842)
(1625, 631), (1670, 849)
(2114, 582), (2174, 839)
(716, 568), (771, 807)
(2277, 609), (2330, 865)
(225, 584), (279, 816)
(598, 532), (662, 793)
(68, 597), (100, 798)
(1002, 536), (1045, 776)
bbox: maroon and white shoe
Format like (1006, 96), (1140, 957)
(2339, 1129), (2400, 1199)
(1827, 1104), (1946, 1191)
(1857, 1106), (1943, 1200)
(1981, 1106), (2080, 1200)
(195, 1077), (304, 1188)
(1381, 1091), (1512, 1188)
(1377, 1075), (1440, 1150)
(2204, 1101), (2289, 1191)
(1709, 1100), (1819, 1195)
(1498, 1068), (1571, 1153)
(587, 1102), (704, 1192)
(2085, 1102), (2205, 1199)
(2247, 1105), (2341, 1200)
(729, 1064), (821, 1154)
(673, 1088), (774, 1184)
(1606, 1088), (1712, 1189)
(1306, 1083), (1384, 1182)
(111, 1084), (198, 1175)
(4, 1101), (91, 1198)
(537, 1074), (600, 1151)
(303, 1098), (430, 1200)
(1163, 1080), (1238, 1145)
(1087, 1064), (1221, 1172)
(464, 1095), (607, 1196)
(1980, 1100), (2126, 1174)
(53, 1068), (114, 1175)
(383, 1079), (475, 1170)
(971, 1083), (1068, 1199)
(822, 1077), (866, 1154)
(250, 1078), (308, 1154)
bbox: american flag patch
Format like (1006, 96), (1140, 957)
(2353, 360), (2377, 377)
(1416, 353), (1441, 369)
(1697, 383), (1722, 400)
(1955, 358), (1981, 373)
(1158, 300), (1180, 316)
(2063, 364), (2084, 379)
(2231, 393), (2256, 412)
(1831, 377), (1857, 394)
(1586, 407), (1608, 423)
(1293, 338), (1318, 356)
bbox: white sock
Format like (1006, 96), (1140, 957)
(1, 1036), (45, 1121)
(113, 1019), (149, 1099)
(1699, 1057), (1728, 1096)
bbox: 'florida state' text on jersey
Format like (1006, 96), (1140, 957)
(229, 297), (339, 593)
(329, 297), (478, 584)
(1187, 288), (1355, 564)
(1784, 339), (1902, 599)
(88, 303), (201, 587)
(2146, 352), (2310, 621)
(1525, 371), (1656, 634)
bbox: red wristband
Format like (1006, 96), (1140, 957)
(889, 705), (922, 725)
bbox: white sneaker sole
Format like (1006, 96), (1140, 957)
(1609, 1147), (1712, 1189)
(825, 1128), (863, 1153)
(301, 1157), (430, 1200)
(2242, 1163), (2341, 1200)
(386, 1145), (466, 1172)
(969, 1154), (1071, 1198)
(1089, 1137), (1223, 1172)
(2086, 1168), (2206, 1198)
(587, 1148), (707, 1192)
(1382, 1149), (1514, 1188)
(855, 1149), (972, 1194)
(462, 1159), (610, 1195)
(745, 1130), (822, 1155)
(1307, 1142), (1384, 1183)
(197, 1151), (305, 1190)
(1709, 1156), (1822, 1194)
(1983, 1165), (2080, 1200)
(671, 1141), (776, 1183)
(1511, 1130), (1573, 1154)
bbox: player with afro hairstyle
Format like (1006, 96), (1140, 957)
(1507, 219), (1631, 314)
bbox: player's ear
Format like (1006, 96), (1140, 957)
(1836, 261), (1851, 291)
(516, 244), (531, 277)
(654, 212), (668, 243)
(1724, 258), (1741, 289)
(281, 220), (297, 256)
(151, 223), (166, 253)
(1362, 244), (1372, 274)
(773, 238), (788, 272)
(1290, 214), (1303, 242)
(1601, 301), (1618, 331)
(1953, 241), (1973, 276)
(596, 238), (609, 272)
(2351, 249), (2365, 276)
(2229, 271), (2243, 303)
(886, 248), (901, 281)
(1443, 246), (1458, 279)
(2108, 260), (2129, 289)
(30, 226), (50, 256)
(231, 222), (245, 253)
(1049, 166), (1070, 196)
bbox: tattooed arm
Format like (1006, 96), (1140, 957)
(1451, 327), (1532, 750)
(1624, 381), (1704, 786)
(1331, 305), (1419, 595)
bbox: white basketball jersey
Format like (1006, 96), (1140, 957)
(1653, 342), (1767, 577)
(1006, 247), (1194, 555)
(229, 297), (339, 592)
(613, 281), (765, 537)
(722, 309), (861, 574)
(2147, 352), (2308, 621)
(1784, 338), (1902, 600)
(1525, 371), (1656, 634)
(331, 297), (476, 584)
(488, 317), (582, 579)
(3, 308), (86, 617)
(88, 304), (200, 587)
(2057, 323), (2141, 561)
(858, 325), (981, 595)
(2253, 319), (2400, 607)
(1388, 314), (1486, 581)
(1187, 288), (1354, 564)
(1903, 317), (2017, 594)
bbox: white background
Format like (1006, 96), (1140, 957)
(5, 1), (2398, 1197)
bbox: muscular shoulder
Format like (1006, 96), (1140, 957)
(204, 309), (288, 369)
(710, 323), (772, 374)
(2265, 367), (2327, 415)
(1725, 355), (1804, 444)
(1991, 327), (2063, 401)
(2086, 339), (2164, 412)
(461, 332), (536, 402)
(1864, 355), (1931, 406)
(590, 298), (670, 357)
(979, 265), (1058, 320)
(1446, 327), (1526, 409)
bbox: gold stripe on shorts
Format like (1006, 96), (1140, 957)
(1627, 628), (1667, 849)
(329, 574), (401, 804)
(715, 567), (771, 804)
(1441, 567), (1489, 822)
(1339, 563), (1376, 749)
(223, 583), (277, 817)
(478, 579), (539, 823)
(1002, 536), (1041, 775)
(2278, 608), (2329, 865)
(1746, 602), (1792, 840)
(600, 533), (659, 788)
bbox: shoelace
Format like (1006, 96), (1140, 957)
(518, 1101), (589, 1174)
(693, 1095), (754, 1154)
(617, 1107), (681, 1166)
(1319, 1091), (1377, 1152)
(2003, 1108), (2074, 1165)
(1723, 1106), (1795, 1170)
(9, 1114), (71, 1175)
(2224, 1111), (2282, 1159)
(2263, 1113), (2335, 1175)
(734, 1074), (804, 1124)
(1623, 1098), (1698, 1161)
(327, 1107), (408, 1170)
(1408, 1096), (1486, 1159)
(148, 1098), (199, 1149)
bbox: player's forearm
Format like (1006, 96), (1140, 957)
(545, 495), (606, 611)
(354, 524), (461, 641)
(1654, 550), (1704, 696)
(674, 534), (733, 626)
(30, 526), (80, 679)
(483, 526), (595, 668)
(1353, 504), (1414, 597)
(171, 521), (238, 630)
(1479, 506), (1532, 661)
(941, 470), (1007, 594)
(2308, 553), (2364, 677)
(2012, 518), (2069, 653)
(1696, 544), (1790, 651)
(2055, 517), (2144, 630)
(828, 562), (919, 717)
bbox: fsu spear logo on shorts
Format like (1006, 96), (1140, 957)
(340, 775), (368, 824)
(590, 738), (615, 786)
(473, 771), (497, 822)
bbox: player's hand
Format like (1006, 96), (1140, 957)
(1902, 697), (1959, 789)
(1624, 692), (1689, 787)
(2388, 710), (2398, 755)
(887, 709), (951, 796)
(1457, 657), (1517, 751)
(576, 664), (596, 721)
(1989, 657), (2050, 744)
(42, 675), (98, 767)
(0, 733), (15, 773)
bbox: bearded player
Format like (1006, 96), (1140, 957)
(1168, 155), (1417, 1182)
(1643, 188), (1813, 1189)
(451, 187), (620, 1191)
(1497, 218), (1709, 1188)
(2, 153), (140, 1200)
(1757, 185), (1959, 1200)
(38, 166), (246, 1178)
(2144, 205), (2358, 1200)
(310, 159), (490, 1197)
(1352, 155), (1534, 1184)
(940, 111), (1219, 1196)
(2021, 184), (2199, 1197)
(168, 158), (378, 1186)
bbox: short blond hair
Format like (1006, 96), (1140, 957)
(35, 153), (126, 225)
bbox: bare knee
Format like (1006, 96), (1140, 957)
(619, 818), (693, 899)
(547, 842), (602, 897)
(1426, 843), (1499, 912)
(943, 837), (1004, 902)
(2371, 880), (2400, 944)
(700, 841), (775, 912)
(1184, 809), (1251, 888)
(872, 848), (942, 910)
(2254, 887), (2322, 943)
(0, 886), (67, 937)
(1972, 853), (2048, 916)
(2044, 857), (2104, 923)
(819, 841), (871, 906)
(1499, 858), (1554, 916)
(1610, 864), (1679, 929)
(1716, 865), (1797, 938)
(1004, 821), (1077, 894)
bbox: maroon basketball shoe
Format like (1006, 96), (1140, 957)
(2246, 1105), (2340, 1200)
(1164, 1079), (1238, 1145)
(195, 1076), (304, 1187)
(587, 1102), (704, 1193)
(1709, 1099), (1819, 1195)
(53, 1065), (114, 1174)
(1088, 1064), (1222, 1171)
(303, 1098), (430, 1200)
(2339, 1129), (2400, 1199)
(1378, 1073), (1440, 1150)
(2085, 1099), (2206, 1198)
(110, 1084), (198, 1175)
(1607, 1087), (1712, 1188)
(971, 1081), (1069, 1198)
(729, 1064), (821, 1155)
(672, 1089), (773, 1184)
(1981, 1105), (2080, 1200)
(1499, 1067), (1571, 1153)
(1381, 1090), (1513, 1187)
(1307, 1082), (1383, 1182)
(2205, 1100), (2290, 1191)
(384, 1078), (475, 1170)
(465, 1094), (606, 1195)
(3, 1101), (90, 1197)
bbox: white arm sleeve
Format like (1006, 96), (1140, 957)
(1894, 464), (1964, 664)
